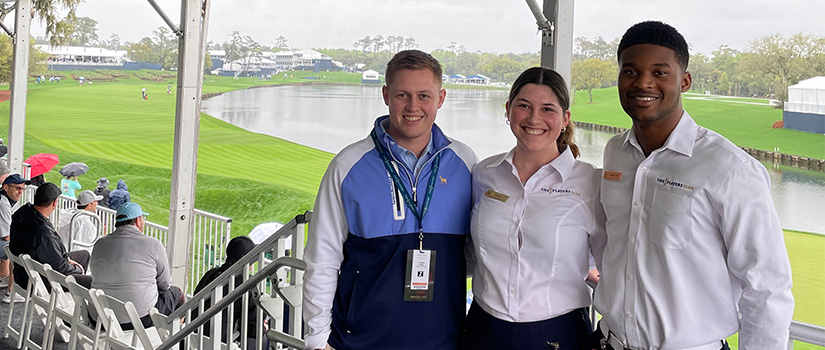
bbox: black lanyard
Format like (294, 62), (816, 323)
(370, 130), (441, 249)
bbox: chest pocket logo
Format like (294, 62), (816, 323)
(648, 189), (692, 249)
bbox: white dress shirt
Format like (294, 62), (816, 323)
(470, 147), (605, 322)
(593, 111), (794, 349)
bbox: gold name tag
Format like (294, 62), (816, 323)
(484, 190), (509, 202)
(603, 171), (622, 181)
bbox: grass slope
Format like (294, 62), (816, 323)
(3, 72), (339, 234)
(571, 87), (825, 159)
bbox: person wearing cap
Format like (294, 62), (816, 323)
(0, 174), (28, 301)
(94, 177), (111, 208)
(57, 190), (102, 252)
(9, 183), (92, 290)
(90, 202), (185, 329)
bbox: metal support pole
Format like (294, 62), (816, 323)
(167, 0), (208, 288)
(7, 0), (32, 174)
(146, 0), (182, 37)
(540, 0), (575, 89)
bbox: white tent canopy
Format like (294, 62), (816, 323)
(787, 76), (825, 115)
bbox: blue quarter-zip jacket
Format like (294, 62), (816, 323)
(303, 116), (477, 350)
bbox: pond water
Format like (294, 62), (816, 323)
(202, 85), (825, 235)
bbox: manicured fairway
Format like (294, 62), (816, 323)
(571, 87), (825, 159)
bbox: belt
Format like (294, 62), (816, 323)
(598, 321), (725, 350)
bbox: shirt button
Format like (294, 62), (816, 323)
(629, 236), (635, 243)
(633, 201), (640, 206)
(626, 312), (633, 318)
(510, 289), (516, 294)
(627, 274), (633, 281)
(641, 166), (648, 171)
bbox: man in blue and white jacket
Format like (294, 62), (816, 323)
(303, 50), (477, 350)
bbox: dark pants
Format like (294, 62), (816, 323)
(584, 323), (731, 350)
(120, 286), (185, 331)
(462, 302), (591, 350)
(67, 250), (92, 289)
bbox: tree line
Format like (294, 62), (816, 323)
(5, 0), (822, 107)
(570, 34), (825, 107)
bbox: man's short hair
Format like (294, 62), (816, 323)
(385, 50), (443, 87)
(617, 21), (689, 70)
(33, 182), (61, 206)
(115, 218), (138, 228)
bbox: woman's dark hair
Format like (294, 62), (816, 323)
(507, 67), (579, 158)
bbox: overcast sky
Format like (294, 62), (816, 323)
(26, 0), (825, 56)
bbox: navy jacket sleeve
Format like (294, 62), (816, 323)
(35, 228), (82, 275)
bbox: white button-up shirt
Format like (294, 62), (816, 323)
(593, 111), (794, 349)
(470, 148), (605, 322)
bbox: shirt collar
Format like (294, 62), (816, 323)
(375, 116), (434, 161)
(489, 146), (576, 182)
(623, 110), (697, 157)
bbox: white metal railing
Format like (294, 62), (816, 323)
(20, 185), (231, 293)
(158, 211), (310, 350)
(188, 209), (232, 294)
(788, 321), (825, 349)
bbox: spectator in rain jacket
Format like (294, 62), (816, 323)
(94, 177), (111, 208)
(108, 179), (131, 210)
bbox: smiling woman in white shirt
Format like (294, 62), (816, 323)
(463, 67), (606, 350)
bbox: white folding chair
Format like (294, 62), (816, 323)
(3, 247), (34, 349)
(95, 293), (163, 350)
(64, 277), (109, 350)
(20, 255), (59, 350)
(43, 268), (84, 350)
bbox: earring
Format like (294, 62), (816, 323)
(561, 127), (567, 134)
(506, 119), (510, 125)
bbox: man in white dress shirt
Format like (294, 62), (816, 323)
(591, 21), (794, 350)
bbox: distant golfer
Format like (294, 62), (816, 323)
(141, 88), (147, 100)
(167, 84), (172, 94)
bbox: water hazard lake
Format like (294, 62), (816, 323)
(202, 85), (825, 235)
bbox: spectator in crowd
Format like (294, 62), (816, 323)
(9, 183), (92, 290)
(108, 179), (131, 210)
(0, 139), (6, 158)
(0, 162), (9, 188)
(0, 174), (28, 302)
(193, 236), (258, 345)
(57, 190), (102, 252)
(61, 175), (82, 199)
(30, 174), (45, 187)
(90, 202), (185, 329)
(94, 177), (111, 208)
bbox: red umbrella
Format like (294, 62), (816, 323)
(24, 153), (60, 177)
